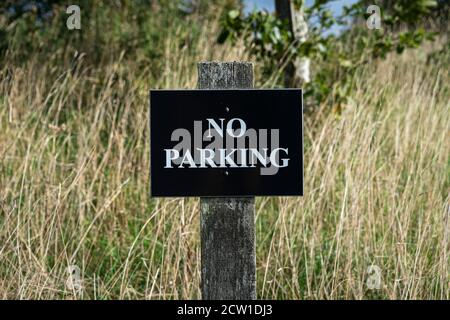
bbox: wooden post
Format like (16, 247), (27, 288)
(197, 62), (256, 300)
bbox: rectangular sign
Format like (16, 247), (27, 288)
(150, 89), (303, 197)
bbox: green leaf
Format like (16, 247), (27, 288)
(339, 59), (353, 68)
(217, 29), (230, 44)
(396, 45), (405, 54)
(228, 10), (240, 20)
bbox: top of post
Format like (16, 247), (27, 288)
(197, 61), (254, 90)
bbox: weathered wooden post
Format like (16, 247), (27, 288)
(150, 62), (302, 300)
(197, 62), (256, 300)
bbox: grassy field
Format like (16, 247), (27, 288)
(0, 4), (449, 299)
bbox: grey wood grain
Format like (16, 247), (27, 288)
(197, 61), (256, 300)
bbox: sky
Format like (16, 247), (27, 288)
(244, 0), (358, 14)
(244, 0), (359, 33)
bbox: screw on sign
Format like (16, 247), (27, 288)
(149, 61), (303, 299)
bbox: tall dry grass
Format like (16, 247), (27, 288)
(0, 15), (449, 299)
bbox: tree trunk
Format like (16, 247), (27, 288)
(275, 0), (310, 87)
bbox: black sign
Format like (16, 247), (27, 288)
(150, 89), (303, 197)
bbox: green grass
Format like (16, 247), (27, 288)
(0, 3), (449, 300)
